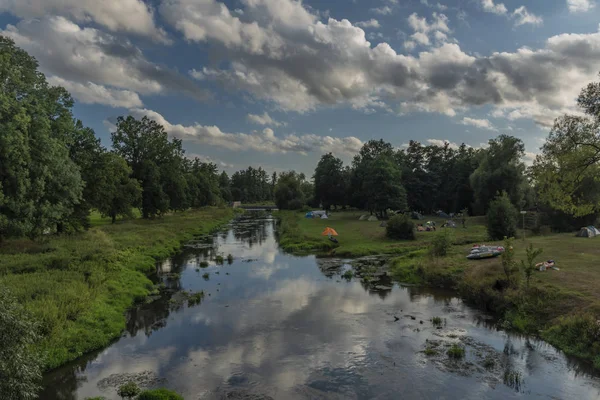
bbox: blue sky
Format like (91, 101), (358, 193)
(1, 0), (599, 174)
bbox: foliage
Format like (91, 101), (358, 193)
(430, 230), (452, 257)
(431, 317), (443, 326)
(274, 171), (308, 210)
(487, 192), (518, 240)
(230, 166), (273, 203)
(0, 287), (43, 400)
(470, 135), (526, 214)
(137, 388), (184, 400)
(520, 243), (543, 289)
(447, 344), (465, 359)
(532, 75), (600, 218)
(117, 382), (140, 399)
(92, 153), (142, 223)
(341, 270), (353, 280)
(0, 36), (83, 239)
(313, 153), (348, 210)
(501, 237), (517, 284)
(386, 214), (416, 240)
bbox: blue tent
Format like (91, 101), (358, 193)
(305, 212), (314, 218)
(437, 211), (450, 218)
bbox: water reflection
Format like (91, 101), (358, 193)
(41, 216), (600, 400)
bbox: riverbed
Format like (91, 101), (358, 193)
(41, 215), (600, 399)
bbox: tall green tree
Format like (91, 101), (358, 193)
(0, 37), (83, 239)
(470, 135), (526, 214)
(111, 116), (186, 218)
(313, 153), (347, 210)
(532, 75), (600, 218)
(274, 171), (305, 210)
(92, 153), (142, 223)
(362, 155), (407, 217)
(349, 140), (395, 209)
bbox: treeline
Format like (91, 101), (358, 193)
(313, 135), (530, 218)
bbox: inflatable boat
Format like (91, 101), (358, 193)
(466, 245), (504, 260)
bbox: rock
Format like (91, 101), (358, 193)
(394, 316), (400, 321)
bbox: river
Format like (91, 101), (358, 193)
(41, 215), (600, 399)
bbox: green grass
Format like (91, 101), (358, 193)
(447, 344), (465, 359)
(0, 207), (233, 370)
(276, 211), (487, 257)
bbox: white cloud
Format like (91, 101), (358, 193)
(460, 117), (497, 130)
(421, 0), (448, 10)
(370, 6), (393, 15)
(512, 6), (543, 27)
(47, 77), (143, 108)
(567, 0), (595, 12)
(356, 19), (380, 29)
(0, 0), (169, 42)
(246, 112), (286, 127)
(127, 108), (364, 156)
(480, 0), (508, 15)
(2, 17), (208, 101)
(408, 12), (450, 33)
(426, 139), (461, 149)
(186, 153), (234, 169)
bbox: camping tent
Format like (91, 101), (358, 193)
(577, 227), (597, 238)
(368, 215), (379, 222)
(379, 221), (388, 227)
(359, 215), (368, 221)
(587, 226), (600, 235)
(411, 211), (423, 220)
(312, 210), (326, 217)
(437, 211), (450, 218)
(443, 220), (457, 228)
(321, 214), (329, 219)
(305, 212), (314, 218)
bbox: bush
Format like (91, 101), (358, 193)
(430, 231), (452, 257)
(386, 214), (415, 240)
(0, 287), (43, 400)
(288, 198), (304, 210)
(138, 388), (184, 400)
(117, 382), (140, 399)
(486, 192), (518, 240)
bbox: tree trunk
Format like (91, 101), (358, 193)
(111, 213), (117, 224)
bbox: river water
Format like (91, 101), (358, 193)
(42, 215), (600, 399)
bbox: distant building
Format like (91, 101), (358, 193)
(232, 201), (242, 208)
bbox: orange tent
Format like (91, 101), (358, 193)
(322, 227), (338, 236)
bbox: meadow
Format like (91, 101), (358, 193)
(277, 210), (600, 368)
(0, 207), (234, 370)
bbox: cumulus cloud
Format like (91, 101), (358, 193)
(0, 0), (168, 42)
(47, 77), (143, 108)
(2, 17), (209, 101)
(480, 0), (508, 15)
(355, 19), (380, 29)
(166, 0), (600, 126)
(246, 112), (286, 127)
(426, 139), (461, 149)
(127, 108), (363, 156)
(567, 0), (595, 12)
(407, 12), (450, 48)
(460, 117), (497, 130)
(512, 6), (543, 27)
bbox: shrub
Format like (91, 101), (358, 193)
(288, 198), (304, 210)
(430, 231), (452, 257)
(215, 255), (224, 264)
(431, 316), (443, 326)
(447, 344), (465, 359)
(341, 270), (353, 280)
(227, 254), (234, 264)
(0, 287), (43, 400)
(117, 382), (140, 399)
(138, 388), (184, 400)
(486, 192), (518, 240)
(386, 214), (415, 240)
(424, 347), (438, 356)
(202, 273), (210, 280)
(199, 261), (209, 268)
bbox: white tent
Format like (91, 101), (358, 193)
(576, 227), (596, 238)
(359, 215), (368, 221)
(367, 215), (379, 222)
(320, 214), (329, 219)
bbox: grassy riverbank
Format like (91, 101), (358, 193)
(0, 207), (234, 370)
(276, 210), (600, 368)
